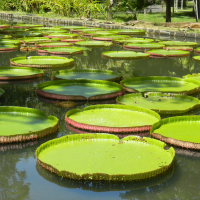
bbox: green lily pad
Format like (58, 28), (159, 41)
(0, 28), (28, 33)
(0, 88), (4, 98)
(61, 38), (83, 43)
(74, 28), (104, 32)
(0, 39), (21, 45)
(117, 29), (146, 35)
(11, 31), (42, 38)
(116, 92), (200, 114)
(13, 24), (43, 28)
(183, 73), (200, 83)
(0, 35), (12, 39)
(0, 25), (10, 28)
(37, 79), (124, 101)
(65, 104), (160, 132)
(61, 26), (87, 30)
(159, 41), (197, 47)
(113, 38), (154, 44)
(44, 33), (78, 38)
(92, 34), (129, 41)
(53, 69), (122, 81)
(36, 133), (174, 181)
(0, 106), (58, 143)
(29, 27), (62, 31)
(36, 42), (73, 48)
(82, 30), (118, 36)
(0, 67), (44, 80)
(75, 40), (112, 47)
(193, 56), (200, 62)
(124, 43), (165, 50)
(38, 47), (84, 55)
(163, 46), (193, 51)
(20, 37), (50, 44)
(146, 49), (190, 57)
(0, 44), (18, 51)
(10, 56), (74, 68)
(102, 51), (149, 59)
(40, 30), (67, 34)
(151, 116), (200, 149)
(121, 76), (200, 94)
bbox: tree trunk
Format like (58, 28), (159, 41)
(181, 0), (184, 10)
(108, 0), (113, 20)
(166, 0), (171, 22)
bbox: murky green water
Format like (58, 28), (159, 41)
(1, 21), (200, 200)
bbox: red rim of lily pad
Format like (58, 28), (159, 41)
(65, 104), (160, 133)
(61, 38), (83, 43)
(0, 45), (18, 51)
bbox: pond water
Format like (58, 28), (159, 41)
(1, 21), (200, 200)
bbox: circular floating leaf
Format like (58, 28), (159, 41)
(40, 30), (67, 34)
(146, 49), (190, 57)
(113, 38), (154, 44)
(183, 73), (200, 84)
(151, 116), (200, 149)
(75, 40), (112, 47)
(0, 25), (10, 28)
(61, 38), (83, 43)
(92, 34), (129, 41)
(102, 51), (149, 59)
(82, 30), (118, 36)
(0, 88), (4, 98)
(44, 33), (78, 39)
(0, 106), (58, 143)
(159, 41), (197, 47)
(10, 56), (74, 68)
(53, 69), (122, 82)
(117, 92), (200, 114)
(61, 26), (87, 30)
(38, 47), (84, 55)
(37, 79), (124, 101)
(0, 28), (28, 33)
(121, 76), (200, 94)
(20, 37), (50, 44)
(124, 43), (165, 50)
(13, 24), (43, 28)
(0, 44), (18, 51)
(0, 39), (21, 45)
(0, 67), (44, 80)
(117, 29), (146, 35)
(36, 42), (73, 48)
(36, 133), (174, 181)
(193, 56), (200, 61)
(0, 35), (12, 39)
(73, 28), (104, 33)
(163, 46), (193, 51)
(11, 31), (42, 38)
(29, 27), (62, 31)
(65, 104), (160, 133)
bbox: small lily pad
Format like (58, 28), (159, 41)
(121, 76), (200, 94)
(151, 116), (200, 149)
(117, 92), (200, 114)
(102, 51), (149, 59)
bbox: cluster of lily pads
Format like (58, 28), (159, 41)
(1, 23), (200, 182)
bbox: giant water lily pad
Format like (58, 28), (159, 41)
(163, 46), (193, 51)
(38, 47), (84, 55)
(73, 28), (104, 33)
(0, 106), (58, 143)
(183, 73), (200, 83)
(117, 92), (200, 114)
(40, 30), (67, 34)
(44, 33), (78, 39)
(36, 133), (174, 181)
(29, 27), (62, 31)
(0, 67), (44, 80)
(0, 39), (21, 45)
(82, 30), (118, 36)
(102, 51), (149, 59)
(0, 44), (18, 51)
(53, 69), (122, 82)
(0, 35), (12, 39)
(37, 80), (124, 101)
(0, 25), (10, 28)
(75, 41), (112, 47)
(193, 56), (200, 62)
(151, 116), (200, 149)
(113, 38), (154, 44)
(121, 76), (200, 94)
(11, 31), (42, 38)
(61, 38), (82, 43)
(61, 26), (87, 30)
(159, 41), (197, 47)
(146, 49), (190, 57)
(92, 35), (129, 41)
(117, 29), (146, 35)
(65, 104), (160, 133)
(10, 56), (74, 68)
(124, 43), (165, 50)
(36, 42), (73, 48)
(0, 88), (4, 98)
(0, 28), (28, 33)
(20, 37), (51, 44)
